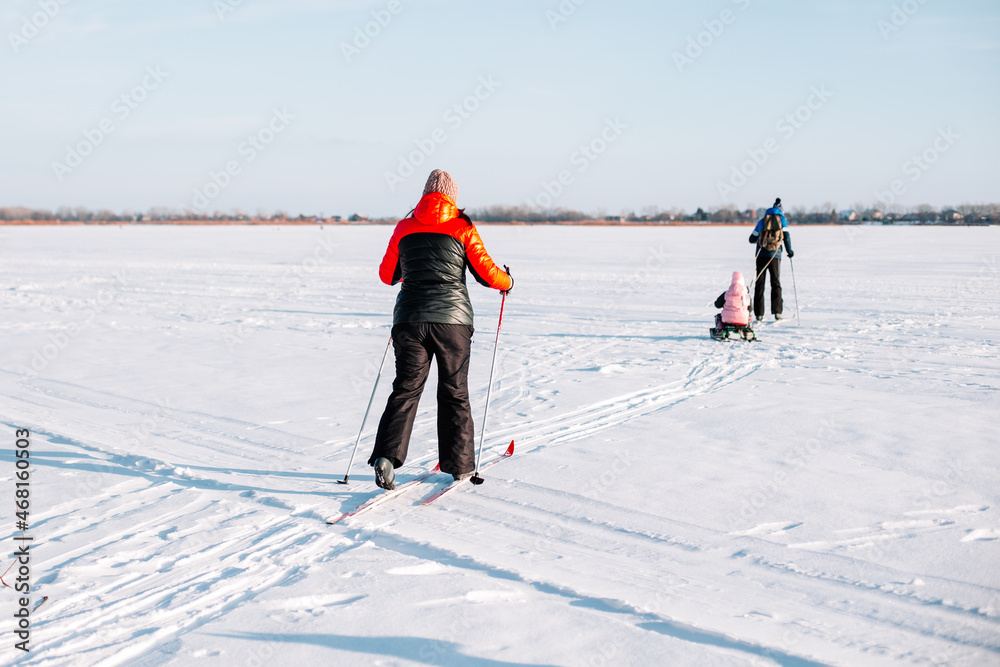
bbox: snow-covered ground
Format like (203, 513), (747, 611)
(0, 224), (998, 666)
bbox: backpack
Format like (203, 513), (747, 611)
(760, 214), (783, 252)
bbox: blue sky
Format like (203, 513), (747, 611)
(2, 0), (997, 217)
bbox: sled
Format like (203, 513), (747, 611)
(710, 319), (756, 342)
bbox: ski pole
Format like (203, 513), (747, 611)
(746, 241), (770, 291)
(748, 253), (776, 295)
(790, 256), (801, 325)
(471, 290), (507, 486)
(745, 225), (766, 283)
(337, 335), (393, 484)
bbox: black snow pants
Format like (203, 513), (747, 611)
(368, 322), (475, 476)
(753, 252), (783, 319)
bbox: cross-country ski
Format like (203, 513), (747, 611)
(419, 440), (515, 506)
(326, 463), (440, 525)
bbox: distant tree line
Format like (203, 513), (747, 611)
(469, 202), (999, 224)
(0, 206), (342, 223)
(1, 203), (997, 224)
(466, 205), (593, 223)
(0, 206), (275, 222)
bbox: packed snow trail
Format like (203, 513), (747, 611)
(0, 225), (997, 666)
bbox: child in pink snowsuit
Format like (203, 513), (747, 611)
(714, 271), (751, 326)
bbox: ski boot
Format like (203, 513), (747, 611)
(374, 458), (396, 490)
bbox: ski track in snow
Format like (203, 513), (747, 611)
(363, 474), (999, 666)
(492, 342), (768, 450)
(0, 338), (772, 662)
(0, 226), (997, 666)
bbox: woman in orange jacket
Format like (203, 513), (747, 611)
(368, 169), (512, 489)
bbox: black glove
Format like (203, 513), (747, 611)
(502, 265), (513, 294)
(787, 250), (795, 258)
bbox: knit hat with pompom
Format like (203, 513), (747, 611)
(422, 169), (459, 203)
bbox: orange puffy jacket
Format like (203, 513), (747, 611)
(379, 192), (512, 326)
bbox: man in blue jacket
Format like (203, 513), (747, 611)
(749, 198), (794, 321)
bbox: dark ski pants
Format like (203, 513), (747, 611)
(753, 253), (783, 319)
(368, 322), (475, 476)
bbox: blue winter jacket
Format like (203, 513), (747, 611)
(749, 207), (793, 259)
